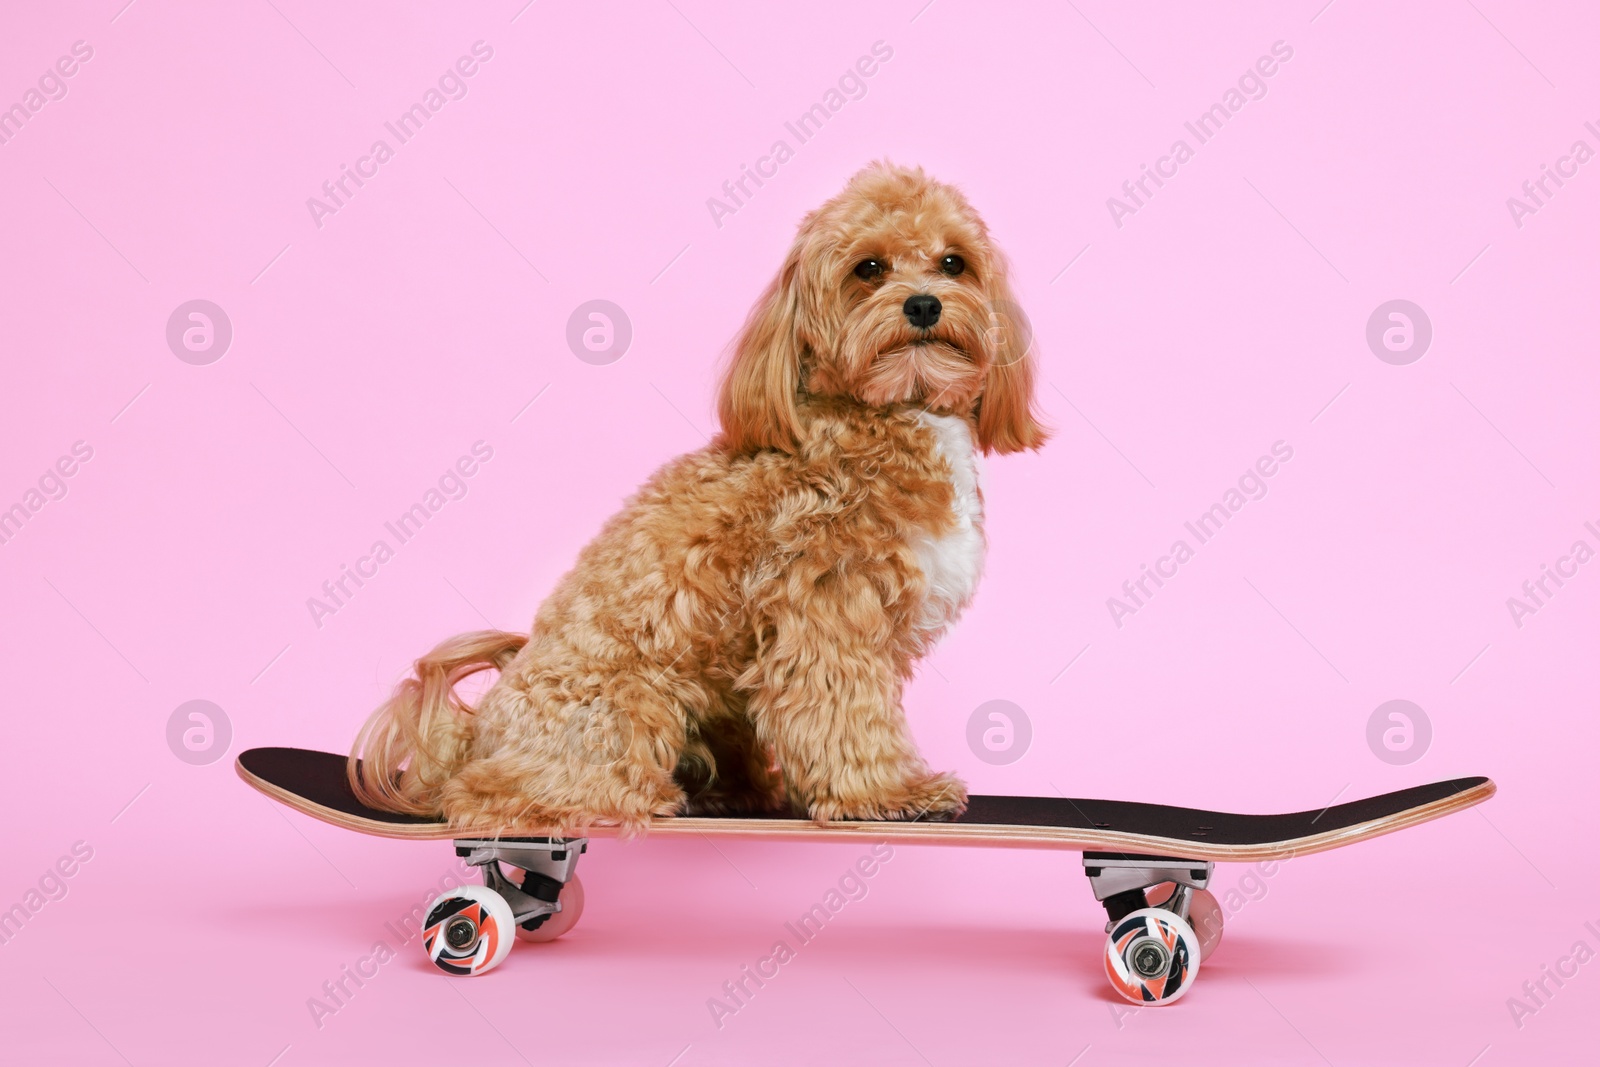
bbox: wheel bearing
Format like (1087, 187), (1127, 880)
(1126, 935), (1171, 979)
(444, 916), (479, 951)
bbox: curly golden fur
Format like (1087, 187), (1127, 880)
(350, 162), (1046, 832)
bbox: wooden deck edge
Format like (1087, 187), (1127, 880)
(237, 757), (1496, 862)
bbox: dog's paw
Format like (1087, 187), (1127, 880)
(895, 771), (968, 821)
(806, 771), (969, 824)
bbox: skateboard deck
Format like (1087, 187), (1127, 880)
(237, 746), (1493, 863)
(237, 746), (1494, 1000)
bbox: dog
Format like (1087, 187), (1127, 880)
(350, 162), (1046, 832)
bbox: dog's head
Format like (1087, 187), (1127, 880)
(718, 163), (1047, 455)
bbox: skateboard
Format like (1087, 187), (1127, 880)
(237, 746), (1494, 1004)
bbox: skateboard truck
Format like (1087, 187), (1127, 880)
(1083, 852), (1213, 926)
(1084, 853), (1217, 1003)
(453, 837), (589, 930)
(454, 836), (588, 927)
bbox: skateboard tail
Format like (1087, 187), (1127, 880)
(349, 629), (529, 817)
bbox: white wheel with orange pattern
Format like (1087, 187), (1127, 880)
(1103, 907), (1201, 1004)
(423, 885), (516, 976)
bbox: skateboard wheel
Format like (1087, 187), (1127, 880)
(1103, 907), (1201, 1005)
(1148, 883), (1224, 962)
(423, 885), (516, 976)
(516, 874), (585, 943)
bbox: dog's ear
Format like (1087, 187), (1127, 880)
(716, 241), (805, 453)
(976, 258), (1049, 455)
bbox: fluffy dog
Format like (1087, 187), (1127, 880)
(350, 162), (1046, 831)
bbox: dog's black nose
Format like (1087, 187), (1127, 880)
(903, 293), (942, 329)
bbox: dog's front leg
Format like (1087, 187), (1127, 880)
(747, 573), (967, 823)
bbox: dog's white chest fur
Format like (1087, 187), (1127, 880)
(909, 412), (987, 642)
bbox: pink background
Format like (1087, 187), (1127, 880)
(2, 1), (1596, 1063)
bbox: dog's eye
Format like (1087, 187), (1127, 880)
(940, 254), (966, 277)
(854, 258), (886, 280)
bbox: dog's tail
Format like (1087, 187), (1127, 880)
(348, 629), (528, 815)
